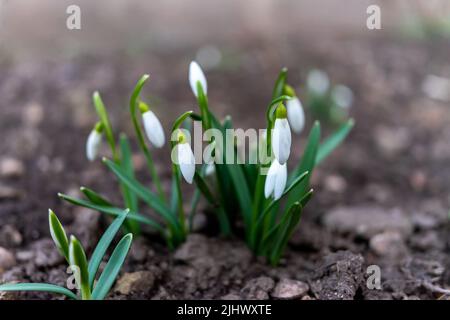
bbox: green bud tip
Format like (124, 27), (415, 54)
(94, 122), (104, 133)
(275, 103), (287, 119)
(138, 101), (150, 114)
(176, 130), (187, 144)
(284, 84), (296, 97)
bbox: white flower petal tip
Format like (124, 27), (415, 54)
(264, 160), (287, 200)
(307, 69), (330, 95)
(286, 97), (305, 134)
(86, 130), (102, 162)
(331, 85), (354, 109)
(189, 61), (208, 97)
(142, 110), (165, 148)
(177, 143), (196, 184)
(271, 118), (291, 165)
(205, 163), (215, 176)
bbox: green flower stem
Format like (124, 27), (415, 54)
(129, 75), (165, 200)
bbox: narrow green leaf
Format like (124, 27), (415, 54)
(286, 121), (321, 208)
(92, 233), (133, 300)
(103, 158), (178, 229)
(0, 283), (78, 300)
(193, 171), (217, 206)
(48, 209), (69, 262)
(316, 118), (354, 166)
(93, 91), (116, 158)
(270, 202), (303, 265)
(226, 164), (253, 227)
(69, 236), (91, 300)
(58, 193), (164, 232)
(80, 187), (114, 207)
(271, 67), (288, 100)
(256, 170), (309, 228)
(88, 209), (129, 289)
(119, 134), (140, 234)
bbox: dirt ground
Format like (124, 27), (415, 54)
(0, 34), (449, 300)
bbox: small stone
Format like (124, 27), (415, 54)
(31, 239), (64, 267)
(23, 102), (44, 127)
(369, 231), (407, 258)
(0, 247), (16, 272)
(221, 293), (242, 300)
(271, 279), (309, 299)
(114, 271), (155, 295)
(241, 276), (275, 300)
(375, 126), (410, 157)
(0, 225), (23, 247)
(173, 234), (209, 262)
(0, 185), (21, 200)
(324, 175), (347, 193)
(0, 158), (24, 178)
(323, 206), (412, 239)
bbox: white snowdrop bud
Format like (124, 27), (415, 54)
(189, 61), (208, 98)
(286, 97), (305, 134)
(86, 123), (103, 162)
(140, 102), (165, 148)
(271, 104), (291, 165)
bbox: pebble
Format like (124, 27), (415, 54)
(0, 225), (23, 247)
(369, 231), (407, 258)
(0, 184), (21, 200)
(0, 247), (16, 272)
(0, 158), (24, 178)
(323, 206), (412, 239)
(114, 271), (155, 295)
(241, 276), (275, 300)
(271, 279), (309, 299)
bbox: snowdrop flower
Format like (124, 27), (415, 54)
(86, 122), (103, 162)
(271, 104), (291, 165)
(139, 102), (165, 148)
(331, 85), (353, 109)
(264, 159), (287, 200)
(307, 69), (330, 95)
(204, 163), (215, 176)
(189, 61), (207, 97)
(286, 96), (305, 134)
(174, 131), (195, 184)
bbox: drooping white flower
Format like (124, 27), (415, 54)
(86, 125), (103, 162)
(271, 104), (291, 165)
(174, 132), (196, 184)
(307, 69), (330, 95)
(142, 109), (165, 148)
(286, 97), (305, 134)
(264, 159), (287, 200)
(331, 85), (353, 109)
(189, 61), (207, 97)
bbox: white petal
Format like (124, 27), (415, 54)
(189, 61), (208, 97)
(286, 97), (305, 134)
(273, 162), (287, 200)
(142, 110), (165, 148)
(331, 85), (353, 109)
(307, 69), (330, 94)
(264, 161), (278, 198)
(177, 143), (195, 184)
(86, 130), (102, 161)
(272, 118), (291, 165)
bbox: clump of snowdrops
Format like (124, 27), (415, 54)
(0, 209), (132, 299)
(305, 69), (354, 126)
(59, 62), (353, 265)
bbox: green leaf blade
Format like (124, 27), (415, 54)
(0, 283), (78, 300)
(88, 209), (129, 289)
(92, 233), (133, 300)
